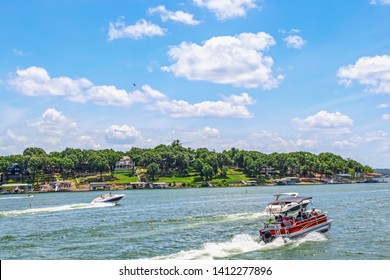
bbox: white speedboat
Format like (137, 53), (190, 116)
(263, 193), (311, 215)
(91, 193), (125, 205)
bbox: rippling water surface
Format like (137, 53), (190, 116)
(1, 183), (389, 260)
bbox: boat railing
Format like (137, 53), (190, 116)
(297, 214), (327, 231)
(264, 210), (328, 229)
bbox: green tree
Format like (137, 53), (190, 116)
(202, 164), (213, 181)
(23, 147), (47, 157)
(220, 166), (229, 178)
(102, 149), (123, 176)
(89, 152), (110, 181)
(193, 158), (204, 175)
(147, 162), (160, 182)
(27, 155), (47, 185)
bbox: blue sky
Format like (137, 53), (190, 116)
(1, 0), (390, 168)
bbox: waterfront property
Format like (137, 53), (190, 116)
(114, 156), (134, 172)
(276, 177), (300, 185)
(0, 183), (33, 194)
(89, 182), (110, 191)
(39, 181), (73, 192)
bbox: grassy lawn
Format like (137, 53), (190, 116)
(112, 173), (139, 183)
(157, 168), (252, 186)
(69, 168), (253, 187)
(222, 168), (252, 182)
(157, 176), (194, 184)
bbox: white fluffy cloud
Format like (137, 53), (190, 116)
(162, 32), (283, 89)
(6, 67), (257, 119)
(148, 5), (200, 25)
(200, 126), (220, 138)
(7, 66), (92, 97)
(108, 17), (166, 40)
(333, 130), (387, 151)
(193, 0), (257, 20)
(0, 130), (28, 154)
(105, 124), (141, 144)
(27, 108), (78, 136)
(296, 138), (321, 149)
(3, 108), (144, 151)
(232, 130), (297, 153)
(292, 110), (353, 133)
(25, 108), (84, 148)
(6, 66), (163, 106)
(84, 86), (145, 106)
(332, 140), (358, 149)
(337, 55), (390, 93)
(283, 35), (306, 49)
(153, 92), (255, 118)
(364, 130), (387, 142)
(378, 103), (390, 108)
(369, 0), (390, 5)
(185, 126), (220, 139)
(141, 84), (167, 100)
(0, 108), (107, 152)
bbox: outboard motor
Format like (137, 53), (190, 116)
(260, 229), (275, 244)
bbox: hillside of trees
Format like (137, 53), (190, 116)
(0, 140), (373, 188)
(373, 169), (390, 176)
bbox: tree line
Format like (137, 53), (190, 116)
(0, 140), (373, 185)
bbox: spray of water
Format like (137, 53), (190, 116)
(0, 202), (115, 217)
(152, 231), (328, 260)
(0, 196), (33, 200)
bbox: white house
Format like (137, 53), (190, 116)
(115, 156), (134, 172)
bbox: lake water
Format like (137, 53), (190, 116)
(1, 183), (389, 260)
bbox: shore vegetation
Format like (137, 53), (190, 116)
(0, 140), (373, 190)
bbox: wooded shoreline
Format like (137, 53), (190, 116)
(0, 142), (377, 193)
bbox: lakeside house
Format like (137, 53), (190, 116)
(261, 167), (275, 176)
(1, 163), (26, 183)
(115, 156), (134, 172)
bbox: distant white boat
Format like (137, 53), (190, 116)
(91, 193), (125, 205)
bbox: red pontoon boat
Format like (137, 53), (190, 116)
(259, 196), (332, 243)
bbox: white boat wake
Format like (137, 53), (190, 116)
(152, 231), (328, 260)
(0, 202), (115, 217)
(0, 196), (33, 200)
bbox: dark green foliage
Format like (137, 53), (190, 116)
(0, 140), (373, 185)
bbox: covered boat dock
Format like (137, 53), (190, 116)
(0, 183), (33, 194)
